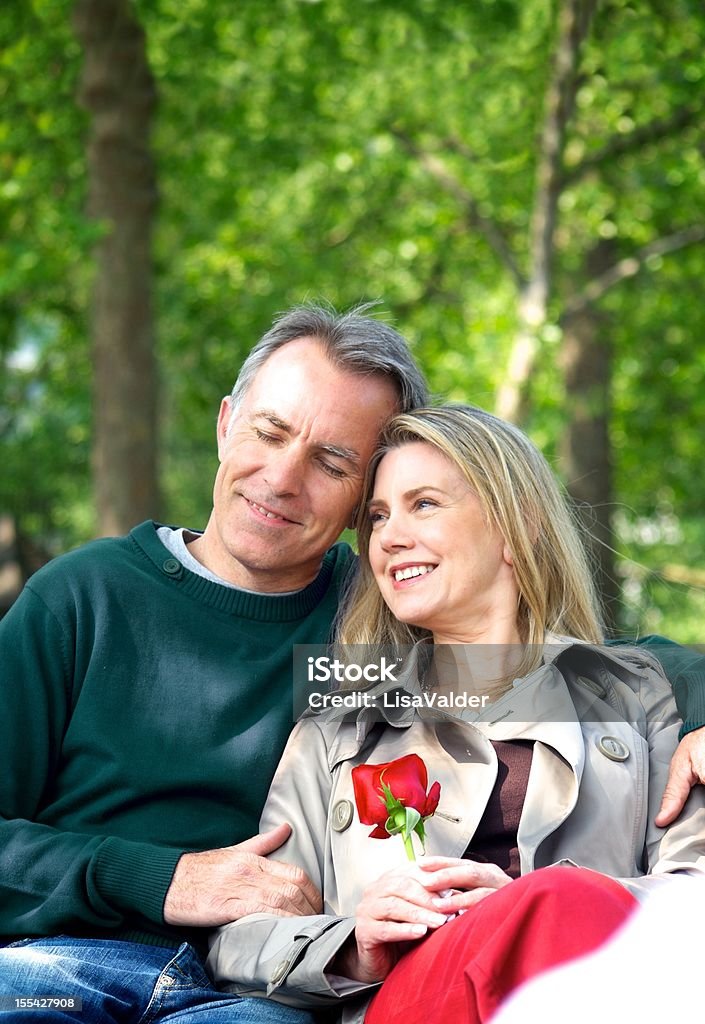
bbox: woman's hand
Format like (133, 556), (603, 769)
(414, 856), (513, 915)
(340, 857), (513, 984)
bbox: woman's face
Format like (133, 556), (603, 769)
(367, 442), (518, 642)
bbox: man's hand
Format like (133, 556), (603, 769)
(656, 726), (705, 827)
(163, 823), (322, 927)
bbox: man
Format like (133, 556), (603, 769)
(0, 303), (428, 1021)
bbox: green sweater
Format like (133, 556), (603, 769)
(0, 521), (354, 949)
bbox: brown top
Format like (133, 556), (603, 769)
(464, 739), (535, 878)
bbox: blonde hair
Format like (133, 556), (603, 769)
(337, 404), (603, 678)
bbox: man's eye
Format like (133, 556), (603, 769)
(255, 429), (281, 444)
(320, 460), (346, 479)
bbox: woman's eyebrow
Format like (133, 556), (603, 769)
(368, 485), (448, 507)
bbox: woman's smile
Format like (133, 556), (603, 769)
(389, 562), (438, 586)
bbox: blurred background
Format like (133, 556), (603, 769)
(1, 0), (704, 637)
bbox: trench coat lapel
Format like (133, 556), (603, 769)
(469, 663), (586, 868)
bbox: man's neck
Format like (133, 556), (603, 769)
(185, 528), (310, 595)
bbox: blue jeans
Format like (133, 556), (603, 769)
(0, 938), (316, 1023)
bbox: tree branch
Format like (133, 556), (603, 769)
(390, 128), (525, 290)
(563, 103), (704, 185)
(563, 224), (705, 318)
(526, 0), (598, 314)
(658, 564), (705, 589)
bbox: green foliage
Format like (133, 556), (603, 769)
(2, 0), (705, 636)
(0, 0), (93, 549)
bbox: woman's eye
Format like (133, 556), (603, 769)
(369, 510), (387, 526)
(415, 498), (438, 511)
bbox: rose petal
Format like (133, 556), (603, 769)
(423, 779), (442, 817)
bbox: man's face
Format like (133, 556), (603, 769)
(205, 337), (400, 592)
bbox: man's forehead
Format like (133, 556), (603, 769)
(245, 338), (397, 417)
(252, 335), (329, 377)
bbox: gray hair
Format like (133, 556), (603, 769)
(229, 301), (428, 412)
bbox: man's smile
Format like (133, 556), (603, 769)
(244, 496), (300, 525)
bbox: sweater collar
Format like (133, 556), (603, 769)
(128, 520), (353, 622)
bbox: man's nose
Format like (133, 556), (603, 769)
(263, 446), (304, 496)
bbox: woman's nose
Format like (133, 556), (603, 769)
(378, 513), (415, 552)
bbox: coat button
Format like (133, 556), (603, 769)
(162, 558), (182, 576)
(271, 960), (289, 984)
(596, 735), (629, 762)
(331, 799), (354, 832)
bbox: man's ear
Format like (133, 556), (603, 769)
(216, 397), (232, 460)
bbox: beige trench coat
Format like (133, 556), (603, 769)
(207, 641), (705, 1023)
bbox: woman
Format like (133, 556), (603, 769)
(208, 405), (705, 1024)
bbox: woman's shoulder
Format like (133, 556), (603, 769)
(547, 632), (665, 677)
(547, 634), (675, 724)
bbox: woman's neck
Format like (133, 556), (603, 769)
(428, 621), (525, 703)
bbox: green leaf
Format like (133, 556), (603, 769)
(402, 806), (421, 840)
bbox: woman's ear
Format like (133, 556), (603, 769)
(502, 542), (514, 567)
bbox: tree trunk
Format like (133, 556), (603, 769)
(73, 0), (159, 536)
(496, 0), (598, 423)
(559, 246), (619, 629)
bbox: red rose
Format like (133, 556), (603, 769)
(352, 754), (441, 858)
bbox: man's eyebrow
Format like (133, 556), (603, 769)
(252, 410), (291, 432)
(317, 442), (360, 465)
(252, 409), (360, 465)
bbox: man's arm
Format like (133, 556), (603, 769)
(0, 584), (184, 936)
(630, 635), (705, 825)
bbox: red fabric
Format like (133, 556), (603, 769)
(364, 865), (637, 1024)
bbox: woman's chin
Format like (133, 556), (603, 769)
(386, 603), (435, 634)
